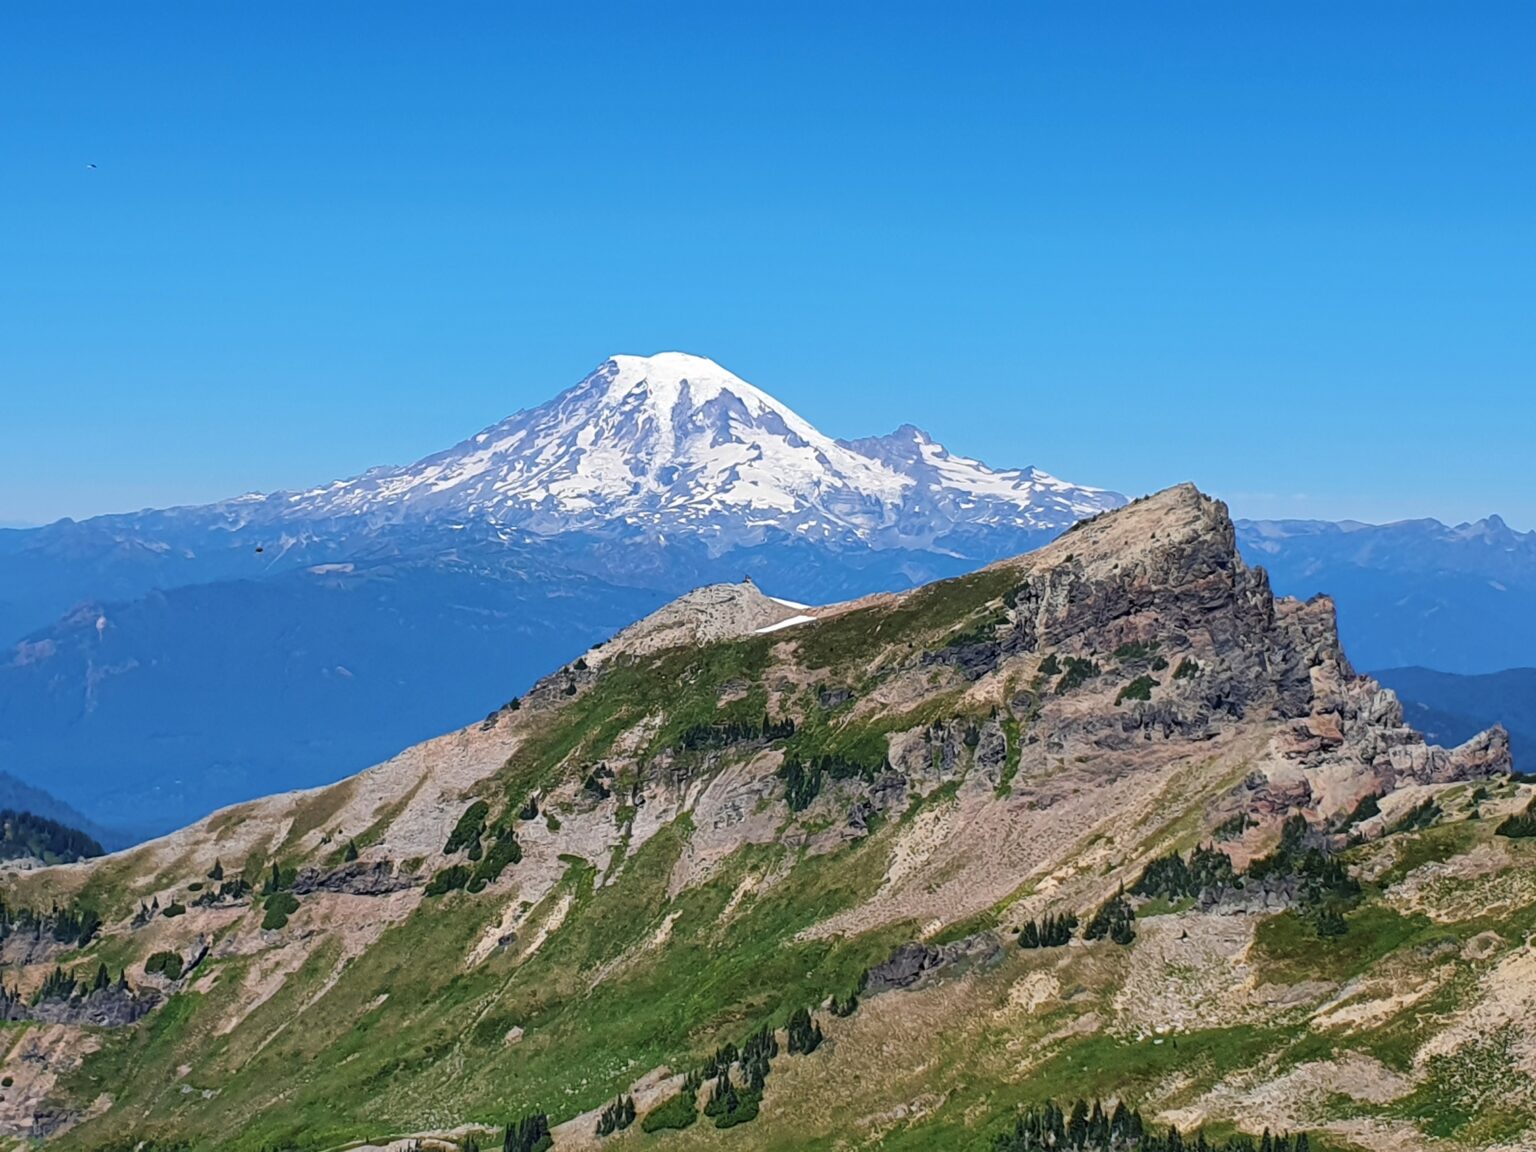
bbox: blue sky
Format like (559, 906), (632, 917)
(3, 2), (1532, 528)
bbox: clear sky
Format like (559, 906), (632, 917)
(3, 2), (1532, 528)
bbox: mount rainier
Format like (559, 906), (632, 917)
(201, 352), (1120, 549)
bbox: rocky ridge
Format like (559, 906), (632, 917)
(0, 484), (1526, 1152)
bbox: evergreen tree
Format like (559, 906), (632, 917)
(343, 840), (359, 863)
(1084, 886), (1136, 945)
(787, 1006), (823, 1054)
(595, 1094), (636, 1136)
(501, 1112), (551, 1152)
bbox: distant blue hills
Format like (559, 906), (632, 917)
(1236, 514), (1536, 675)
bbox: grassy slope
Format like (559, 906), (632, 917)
(25, 559), (1536, 1152)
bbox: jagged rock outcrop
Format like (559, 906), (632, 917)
(2, 986), (159, 1028)
(864, 935), (1003, 995)
(291, 859), (417, 897)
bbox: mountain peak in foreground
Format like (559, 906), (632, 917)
(4, 483), (1526, 1151)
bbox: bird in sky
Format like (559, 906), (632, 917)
(86, 162), (97, 169)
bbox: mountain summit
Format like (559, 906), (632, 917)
(272, 352), (1123, 548)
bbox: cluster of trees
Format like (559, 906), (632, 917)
(1084, 888), (1136, 945)
(31, 964), (109, 1004)
(779, 748), (892, 812)
(427, 824), (523, 898)
(595, 1095), (635, 1136)
(1172, 657), (1200, 680)
(644, 1006), (827, 1134)
(0, 897), (101, 947)
(1133, 844), (1238, 904)
(1497, 795), (1536, 839)
(1116, 676), (1157, 705)
(1247, 814), (1360, 933)
(993, 1097), (1310, 1151)
(779, 757), (824, 811)
(263, 862), (298, 895)
(674, 711), (796, 751)
(500, 1112), (551, 1152)
(1213, 813), (1252, 840)
(1019, 912), (1078, 949)
(425, 865), (473, 897)
(1339, 792), (1381, 829)
(786, 1006), (823, 1054)
(435, 798), (523, 893)
(473, 827), (524, 886)
(0, 809), (104, 863)
(703, 1071), (758, 1129)
(1127, 817), (1367, 940)
(445, 801), (491, 855)
(1238, 815), (1360, 937)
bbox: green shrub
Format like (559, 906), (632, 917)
(425, 864), (472, 896)
(1343, 791), (1382, 828)
(640, 1092), (698, 1132)
(161, 902), (186, 919)
(1115, 675), (1156, 705)
(1496, 796), (1536, 838)
(143, 950), (184, 981)
(1392, 796), (1441, 834)
(1172, 656), (1200, 679)
(261, 891), (300, 930)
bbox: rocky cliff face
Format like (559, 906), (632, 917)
(0, 485), (1523, 1152)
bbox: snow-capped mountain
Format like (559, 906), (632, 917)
(247, 352), (1122, 549)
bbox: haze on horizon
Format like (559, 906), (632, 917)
(3, 3), (1533, 530)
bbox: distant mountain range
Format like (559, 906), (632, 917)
(0, 354), (1122, 835)
(3, 352), (1532, 839)
(1235, 514), (1536, 674)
